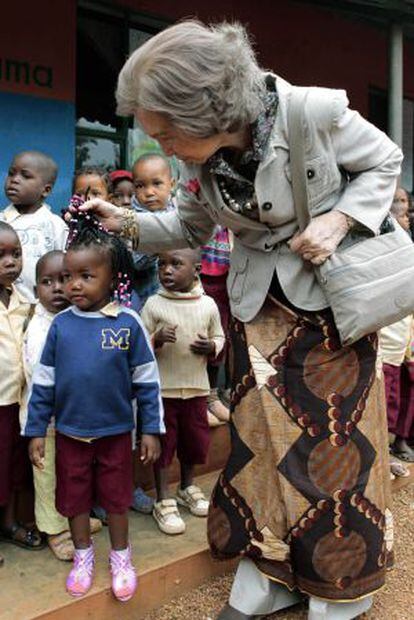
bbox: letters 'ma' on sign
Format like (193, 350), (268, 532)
(0, 58), (53, 88)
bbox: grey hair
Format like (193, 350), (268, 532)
(116, 20), (266, 137)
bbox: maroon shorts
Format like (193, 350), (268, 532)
(55, 432), (133, 517)
(383, 363), (402, 434)
(0, 404), (31, 506)
(156, 397), (210, 468)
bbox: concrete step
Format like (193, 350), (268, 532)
(0, 471), (235, 620)
(136, 421), (231, 490)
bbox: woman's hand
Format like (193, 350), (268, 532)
(289, 211), (350, 265)
(76, 199), (126, 233)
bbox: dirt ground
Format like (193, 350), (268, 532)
(144, 484), (414, 620)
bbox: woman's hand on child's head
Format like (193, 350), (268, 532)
(154, 324), (177, 347)
(29, 438), (46, 469)
(71, 198), (125, 234)
(190, 333), (215, 356)
(139, 434), (161, 465)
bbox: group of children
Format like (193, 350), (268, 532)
(380, 186), (414, 475)
(0, 149), (231, 603)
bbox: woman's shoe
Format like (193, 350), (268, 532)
(308, 596), (373, 619)
(217, 604), (260, 619)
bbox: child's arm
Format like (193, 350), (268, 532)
(130, 313), (165, 460)
(189, 301), (225, 357)
(23, 319), (47, 386)
(23, 321), (57, 442)
(141, 300), (176, 349)
(208, 302), (225, 358)
(190, 298), (224, 357)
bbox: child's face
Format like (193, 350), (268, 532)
(4, 153), (51, 208)
(36, 254), (69, 314)
(392, 188), (410, 231)
(158, 250), (199, 293)
(110, 179), (134, 209)
(63, 247), (113, 312)
(132, 158), (173, 211)
(74, 174), (109, 201)
(0, 229), (22, 287)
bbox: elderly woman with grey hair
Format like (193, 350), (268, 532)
(80, 20), (402, 620)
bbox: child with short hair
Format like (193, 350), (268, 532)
(200, 226), (232, 425)
(109, 170), (134, 209)
(0, 222), (43, 562)
(73, 167), (110, 201)
(108, 169), (144, 317)
(380, 187), (414, 473)
(24, 205), (163, 600)
(131, 153), (175, 305)
(141, 248), (224, 535)
(1, 150), (68, 302)
(390, 186), (411, 233)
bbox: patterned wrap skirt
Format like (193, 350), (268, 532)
(208, 297), (393, 602)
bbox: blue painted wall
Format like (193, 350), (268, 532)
(0, 91), (75, 214)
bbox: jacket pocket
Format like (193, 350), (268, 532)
(306, 156), (341, 209)
(228, 255), (249, 304)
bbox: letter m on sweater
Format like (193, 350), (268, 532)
(101, 328), (131, 350)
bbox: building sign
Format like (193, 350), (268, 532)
(0, 59), (53, 89)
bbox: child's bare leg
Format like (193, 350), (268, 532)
(69, 513), (91, 548)
(107, 513), (128, 550)
(180, 463), (195, 489)
(154, 466), (170, 501)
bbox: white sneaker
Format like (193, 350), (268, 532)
(176, 485), (209, 516)
(308, 596), (373, 620)
(153, 499), (186, 535)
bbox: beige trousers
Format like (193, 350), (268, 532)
(33, 433), (68, 535)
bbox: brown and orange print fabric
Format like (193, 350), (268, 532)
(208, 298), (393, 601)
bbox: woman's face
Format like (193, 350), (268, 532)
(135, 109), (224, 164)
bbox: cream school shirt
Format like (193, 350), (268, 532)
(0, 285), (31, 406)
(0, 204), (68, 302)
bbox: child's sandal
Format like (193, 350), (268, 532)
(48, 531), (75, 561)
(0, 523), (46, 550)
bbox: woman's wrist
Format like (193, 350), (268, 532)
(119, 208), (140, 251)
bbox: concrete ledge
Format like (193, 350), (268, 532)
(37, 550), (236, 620)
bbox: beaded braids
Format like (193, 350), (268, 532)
(66, 194), (134, 306)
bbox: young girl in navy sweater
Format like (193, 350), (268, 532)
(24, 205), (164, 601)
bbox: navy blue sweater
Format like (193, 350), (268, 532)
(24, 305), (164, 438)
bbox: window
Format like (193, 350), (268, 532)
(369, 88), (414, 192)
(76, 3), (171, 172)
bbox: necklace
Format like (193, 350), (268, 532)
(218, 179), (259, 218)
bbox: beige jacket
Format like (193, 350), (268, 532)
(136, 75), (403, 322)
